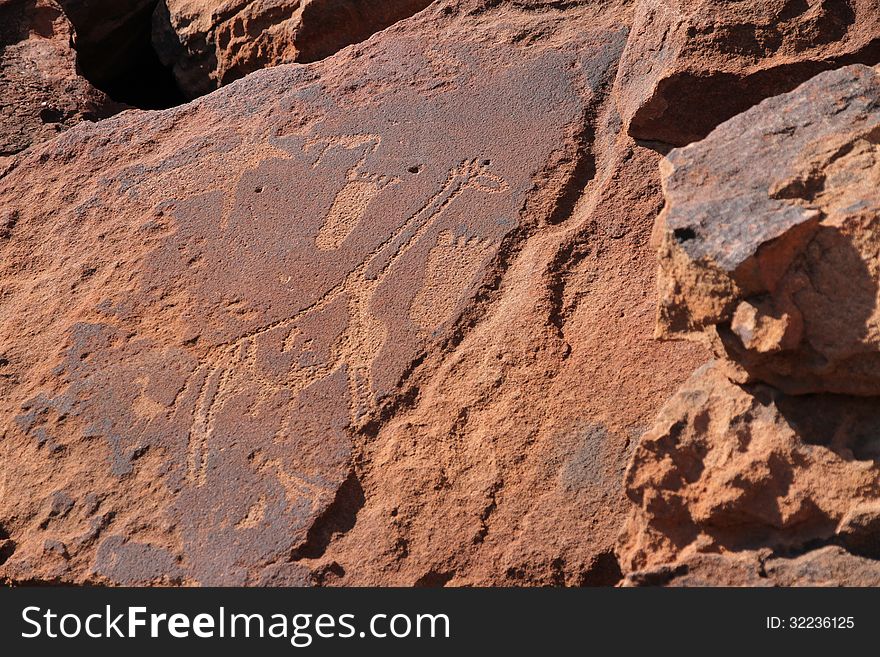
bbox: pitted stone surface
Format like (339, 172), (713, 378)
(0, 4), (627, 584)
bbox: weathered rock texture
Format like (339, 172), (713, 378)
(625, 547), (880, 587)
(12, 0), (875, 589)
(620, 362), (880, 583)
(0, 0), (706, 586)
(0, 0), (120, 157)
(616, 0), (880, 145)
(153, 0), (435, 98)
(656, 64), (880, 396)
(621, 64), (880, 586)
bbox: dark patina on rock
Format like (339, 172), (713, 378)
(0, 6), (626, 584)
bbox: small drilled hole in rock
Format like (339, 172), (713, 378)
(673, 227), (697, 243)
(408, 165), (421, 174)
(254, 186), (264, 194)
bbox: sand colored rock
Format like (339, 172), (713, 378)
(152, 0), (435, 98)
(619, 362), (880, 580)
(655, 64), (880, 395)
(0, 0), (120, 157)
(616, 0), (880, 145)
(618, 61), (880, 587)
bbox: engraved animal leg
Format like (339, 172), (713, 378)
(188, 357), (228, 487)
(186, 342), (242, 487)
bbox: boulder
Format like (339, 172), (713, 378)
(2, 0), (693, 585)
(615, 0), (880, 145)
(619, 60), (880, 586)
(152, 0), (435, 98)
(656, 64), (880, 395)
(0, 0), (120, 157)
(619, 362), (880, 578)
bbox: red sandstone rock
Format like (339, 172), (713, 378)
(16, 0), (877, 589)
(655, 64), (880, 395)
(618, 362), (880, 580)
(1, 0), (709, 586)
(616, 0), (880, 145)
(152, 0), (435, 98)
(620, 63), (880, 586)
(624, 547), (880, 587)
(0, 0), (120, 157)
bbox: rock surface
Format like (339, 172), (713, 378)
(153, 0), (435, 98)
(619, 362), (880, 577)
(8, 0), (875, 589)
(0, 0), (120, 157)
(619, 63), (880, 586)
(625, 547), (880, 587)
(656, 64), (880, 396)
(0, 0), (706, 586)
(616, 0), (880, 145)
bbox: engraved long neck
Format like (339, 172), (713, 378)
(361, 169), (470, 282)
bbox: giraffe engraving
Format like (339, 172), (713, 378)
(186, 156), (508, 486)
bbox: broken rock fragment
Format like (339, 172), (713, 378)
(616, 0), (880, 145)
(620, 62), (880, 587)
(0, 0), (120, 157)
(656, 63), (880, 395)
(619, 362), (880, 576)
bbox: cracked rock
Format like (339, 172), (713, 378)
(616, 0), (880, 146)
(0, 0), (121, 156)
(656, 64), (880, 396)
(618, 362), (880, 577)
(152, 0), (435, 98)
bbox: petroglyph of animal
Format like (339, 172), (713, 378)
(185, 156), (508, 487)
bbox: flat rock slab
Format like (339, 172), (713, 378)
(0, 5), (626, 584)
(656, 64), (880, 395)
